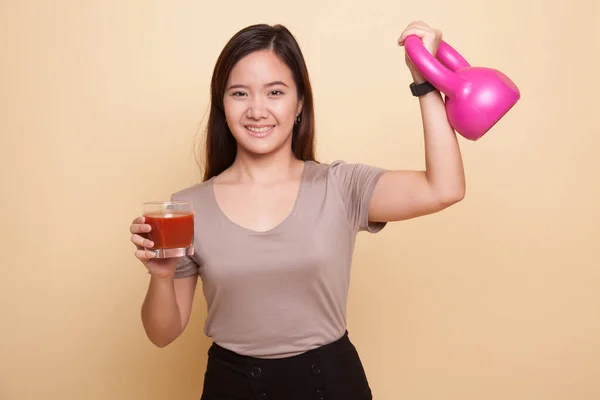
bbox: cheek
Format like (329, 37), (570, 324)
(272, 100), (298, 121)
(223, 98), (248, 117)
(223, 100), (242, 119)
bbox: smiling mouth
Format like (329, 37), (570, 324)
(245, 125), (275, 137)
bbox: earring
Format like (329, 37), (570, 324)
(295, 114), (301, 124)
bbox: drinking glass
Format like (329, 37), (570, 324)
(142, 200), (194, 258)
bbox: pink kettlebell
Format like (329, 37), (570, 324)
(404, 35), (520, 141)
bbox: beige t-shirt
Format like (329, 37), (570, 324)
(172, 160), (387, 358)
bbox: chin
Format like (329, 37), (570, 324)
(233, 127), (293, 157)
(240, 141), (286, 157)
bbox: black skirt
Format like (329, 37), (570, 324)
(200, 331), (373, 400)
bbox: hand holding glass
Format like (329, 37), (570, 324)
(142, 201), (194, 258)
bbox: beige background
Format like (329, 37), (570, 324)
(1, 0), (599, 399)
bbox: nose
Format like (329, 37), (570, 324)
(246, 96), (268, 120)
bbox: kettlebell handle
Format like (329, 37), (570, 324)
(404, 35), (469, 96)
(436, 41), (470, 72)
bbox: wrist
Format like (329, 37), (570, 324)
(410, 70), (426, 84)
(411, 76), (427, 85)
(410, 80), (438, 97)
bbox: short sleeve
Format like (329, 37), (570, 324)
(174, 255), (199, 279)
(329, 160), (388, 233)
(144, 251), (199, 279)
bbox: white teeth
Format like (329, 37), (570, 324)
(246, 126), (273, 133)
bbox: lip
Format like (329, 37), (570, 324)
(245, 125), (275, 138)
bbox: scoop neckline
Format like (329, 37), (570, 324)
(208, 160), (311, 235)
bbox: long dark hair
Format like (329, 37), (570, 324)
(200, 24), (317, 181)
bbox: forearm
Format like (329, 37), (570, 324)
(141, 275), (183, 347)
(418, 86), (466, 204)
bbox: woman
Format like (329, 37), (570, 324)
(130, 21), (465, 400)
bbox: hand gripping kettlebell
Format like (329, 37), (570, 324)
(404, 35), (520, 141)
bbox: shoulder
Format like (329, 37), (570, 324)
(304, 159), (382, 179)
(170, 179), (213, 202)
(305, 159), (387, 233)
(304, 159), (387, 203)
(306, 159), (386, 187)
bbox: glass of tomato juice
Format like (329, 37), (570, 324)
(142, 200), (194, 258)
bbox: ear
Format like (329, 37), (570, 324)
(296, 98), (304, 116)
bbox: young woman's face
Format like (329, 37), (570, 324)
(223, 50), (302, 157)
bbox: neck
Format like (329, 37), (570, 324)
(229, 147), (304, 184)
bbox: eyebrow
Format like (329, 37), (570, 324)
(226, 81), (289, 91)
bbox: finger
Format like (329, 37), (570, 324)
(135, 249), (156, 263)
(131, 234), (154, 249)
(132, 216), (145, 224)
(398, 28), (425, 45)
(398, 27), (435, 45)
(398, 26), (431, 40)
(413, 20), (431, 29)
(130, 222), (151, 234)
(187, 243), (195, 256)
(398, 21), (432, 38)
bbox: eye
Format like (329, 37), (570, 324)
(269, 90), (284, 96)
(231, 91), (247, 97)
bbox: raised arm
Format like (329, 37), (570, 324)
(368, 21), (466, 223)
